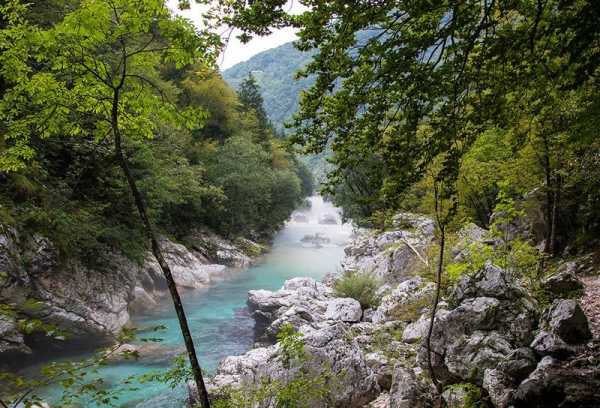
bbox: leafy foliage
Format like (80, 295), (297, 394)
(334, 271), (381, 309)
(217, 0), (600, 254)
(211, 323), (337, 408)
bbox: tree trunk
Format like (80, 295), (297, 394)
(111, 90), (211, 408)
(541, 135), (553, 255)
(549, 174), (561, 256)
(425, 223), (445, 394)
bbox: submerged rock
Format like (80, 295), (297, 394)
(318, 213), (339, 225)
(300, 232), (331, 247)
(292, 212), (309, 223)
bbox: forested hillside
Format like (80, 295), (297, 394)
(0, 1), (312, 262)
(0, 2), (313, 404)
(2, 1), (600, 408)
(222, 41), (314, 133)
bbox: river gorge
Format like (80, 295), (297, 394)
(24, 196), (352, 407)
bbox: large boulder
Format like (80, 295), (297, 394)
(203, 321), (380, 407)
(482, 348), (537, 408)
(324, 298), (362, 322)
(419, 263), (538, 385)
(247, 278), (332, 343)
(0, 314), (30, 355)
(389, 365), (431, 408)
(452, 262), (528, 302)
(530, 330), (575, 357)
(545, 299), (592, 344)
(542, 267), (584, 299)
(372, 277), (435, 324)
(247, 277), (366, 343)
(341, 214), (434, 283)
(512, 356), (600, 408)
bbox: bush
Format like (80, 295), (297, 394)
(211, 323), (336, 408)
(333, 271), (381, 309)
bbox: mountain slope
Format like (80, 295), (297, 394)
(222, 41), (315, 133)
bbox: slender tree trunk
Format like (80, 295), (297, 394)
(541, 135), (553, 255)
(426, 223), (445, 395)
(549, 174), (561, 256)
(111, 90), (211, 408)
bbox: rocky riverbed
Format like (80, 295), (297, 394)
(0, 227), (264, 365)
(191, 213), (600, 408)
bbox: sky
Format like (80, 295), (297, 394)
(167, 1), (305, 70)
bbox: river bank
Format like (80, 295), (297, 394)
(193, 213), (600, 408)
(2, 196), (353, 407)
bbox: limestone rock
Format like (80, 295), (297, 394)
(0, 225), (253, 360)
(341, 214), (434, 284)
(389, 365), (429, 408)
(0, 314), (30, 355)
(481, 348), (537, 408)
(452, 223), (489, 261)
(367, 393), (390, 408)
(203, 321), (380, 407)
(512, 356), (600, 408)
(187, 230), (253, 268)
(497, 347), (537, 382)
(365, 352), (393, 390)
(402, 315), (431, 344)
(324, 298), (362, 322)
(543, 268), (584, 299)
(372, 277), (434, 324)
(452, 261), (527, 302)
(546, 299), (592, 344)
(530, 330), (575, 357)
(419, 263), (538, 384)
(247, 278), (330, 343)
(483, 368), (515, 408)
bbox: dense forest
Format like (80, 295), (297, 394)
(222, 0), (600, 252)
(0, 0), (312, 262)
(222, 42), (315, 134)
(1, 0), (600, 407)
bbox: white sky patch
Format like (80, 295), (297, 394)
(167, 1), (306, 70)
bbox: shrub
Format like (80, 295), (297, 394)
(212, 324), (336, 408)
(333, 271), (381, 309)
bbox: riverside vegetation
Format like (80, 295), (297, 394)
(0, 0), (311, 406)
(2, 0), (600, 407)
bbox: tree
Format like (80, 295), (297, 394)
(237, 73), (272, 146)
(0, 1), (221, 406)
(214, 0), (600, 391)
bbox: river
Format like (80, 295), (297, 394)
(36, 196), (352, 407)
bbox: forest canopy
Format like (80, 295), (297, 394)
(218, 0), (600, 255)
(0, 0), (313, 263)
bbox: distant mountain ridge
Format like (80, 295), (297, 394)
(222, 41), (315, 133)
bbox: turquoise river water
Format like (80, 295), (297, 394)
(34, 196), (353, 407)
